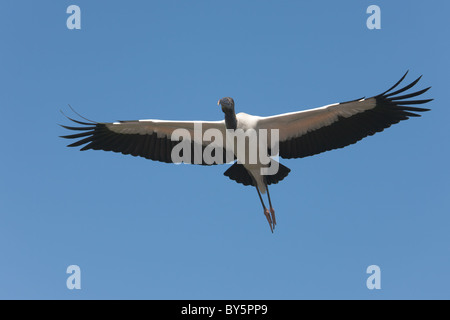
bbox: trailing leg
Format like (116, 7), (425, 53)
(255, 186), (273, 233)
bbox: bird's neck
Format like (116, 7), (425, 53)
(224, 112), (237, 130)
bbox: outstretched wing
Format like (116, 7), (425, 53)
(60, 115), (234, 165)
(258, 72), (432, 159)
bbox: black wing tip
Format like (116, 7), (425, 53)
(376, 72), (432, 112)
(60, 107), (99, 125)
(414, 106), (432, 111)
(379, 71), (409, 96)
(60, 108), (103, 150)
(380, 71), (424, 96)
(383, 72), (430, 95)
(67, 105), (98, 124)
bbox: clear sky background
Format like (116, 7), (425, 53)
(0, 1), (449, 299)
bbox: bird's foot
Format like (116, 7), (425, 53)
(264, 208), (274, 233)
(270, 207), (276, 228)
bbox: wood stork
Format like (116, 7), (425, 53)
(61, 72), (432, 232)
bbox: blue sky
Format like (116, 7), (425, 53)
(0, 1), (449, 299)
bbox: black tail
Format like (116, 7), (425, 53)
(223, 161), (291, 187)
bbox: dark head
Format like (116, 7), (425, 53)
(218, 97), (235, 115)
(217, 97), (237, 129)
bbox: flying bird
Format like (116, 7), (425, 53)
(61, 72), (432, 232)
